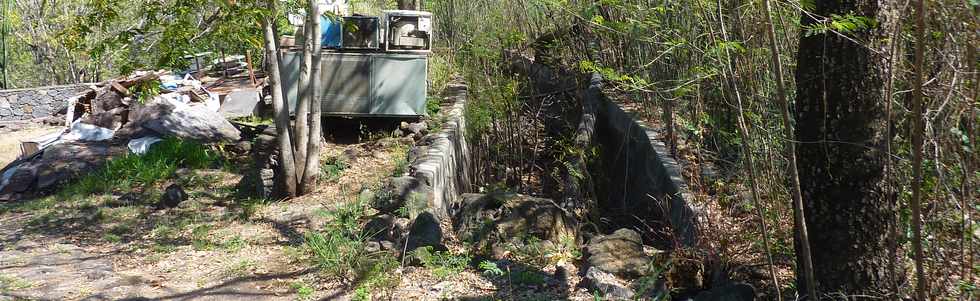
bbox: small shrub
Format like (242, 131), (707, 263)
(511, 269), (546, 286)
(478, 260), (505, 277)
(426, 96), (442, 117)
(290, 281), (315, 300)
(191, 224), (213, 251)
(221, 235), (248, 252)
(320, 156), (350, 182)
(413, 246), (471, 280)
(395, 192), (427, 219)
(132, 79), (161, 104)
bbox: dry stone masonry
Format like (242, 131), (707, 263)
(0, 84), (92, 121)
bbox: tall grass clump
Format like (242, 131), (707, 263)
(62, 137), (219, 196)
(304, 195), (401, 296)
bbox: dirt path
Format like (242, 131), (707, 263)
(0, 138), (410, 301)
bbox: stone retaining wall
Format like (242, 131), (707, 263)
(0, 84), (92, 121)
(592, 96), (698, 247)
(406, 83), (472, 217)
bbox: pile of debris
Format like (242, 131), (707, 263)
(0, 70), (242, 200)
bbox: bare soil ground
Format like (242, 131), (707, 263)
(0, 124), (63, 167)
(0, 137), (404, 300)
(0, 132), (597, 301)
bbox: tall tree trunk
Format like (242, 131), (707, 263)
(301, 0), (323, 193)
(793, 0), (900, 297)
(762, 0), (812, 299)
(294, 5), (315, 182)
(262, 0), (298, 197)
(909, 0), (928, 298)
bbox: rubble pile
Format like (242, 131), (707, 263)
(0, 71), (243, 201)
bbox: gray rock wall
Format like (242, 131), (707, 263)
(593, 97), (698, 247)
(0, 84), (91, 121)
(406, 83), (472, 218)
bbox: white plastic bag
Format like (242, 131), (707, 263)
(127, 136), (163, 155)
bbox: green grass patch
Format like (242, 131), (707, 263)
(290, 281), (315, 300)
(412, 246), (471, 280)
(191, 224), (214, 251)
(60, 137), (219, 196)
(0, 273), (34, 292)
(305, 196), (401, 297)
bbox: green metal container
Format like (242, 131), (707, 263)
(280, 50), (428, 117)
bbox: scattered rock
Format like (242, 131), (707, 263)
(582, 266), (636, 300)
(379, 240), (396, 252)
(364, 241), (382, 253)
(363, 214), (397, 240)
(694, 282), (755, 301)
(453, 192), (576, 254)
(400, 121), (428, 136)
(159, 184), (187, 208)
(587, 228), (651, 278)
(405, 212), (445, 253)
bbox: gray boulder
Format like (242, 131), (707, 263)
(583, 266), (635, 300)
(587, 228), (650, 278)
(453, 192), (576, 255)
(405, 212), (445, 253)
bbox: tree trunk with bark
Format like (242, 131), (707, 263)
(300, 0), (324, 193)
(793, 0), (901, 297)
(293, 5), (315, 182)
(262, 0), (298, 197)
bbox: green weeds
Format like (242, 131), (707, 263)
(413, 246), (471, 280)
(320, 156), (350, 182)
(305, 196), (402, 299)
(61, 137), (219, 196)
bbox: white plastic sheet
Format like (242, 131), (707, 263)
(127, 136), (163, 155)
(62, 120), (115, 142)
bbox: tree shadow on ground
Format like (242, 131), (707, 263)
(112, 268), (317, 301)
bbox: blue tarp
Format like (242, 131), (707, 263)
(321, 16), (342, 48)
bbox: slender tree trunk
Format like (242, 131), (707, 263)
(963, 11), (978, 286)
(294, 5), (315, 182)
(909, 0), (928, 298)
(714, 1), (782, 299)
(301, 0), (324, 192)
(761, 1), (814, 299)
(794, 0), (900, 297)
(262, 0), (298, 197)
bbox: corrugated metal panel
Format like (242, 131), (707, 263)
(320, 53), (372, 114)
(371, 54), (427, 116)
(279, 50), (427, 117)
